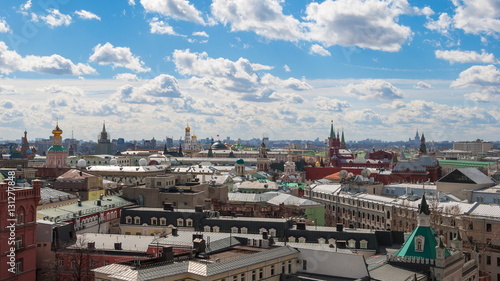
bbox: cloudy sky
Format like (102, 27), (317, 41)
(0, 0), (498, 143)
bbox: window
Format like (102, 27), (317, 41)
(252, 270), (256, 281)
(15, 236), (23, 249)
(186, 218), (193, 227)
(213, 226), (220, 232)
(414, 235), (425, 252)
(241, 227), (248, 234)
(360, 240), (368, 249)
(270, 265), (275, 275)
(259, 228), (267, 234)
(318, 238), (326, 244)
(497, 257), (500, 266)
(240, 273), (245, 281)
(16, 210), (25, 224)
(298, 237), (306, 243)
(288, 236), (296, 243)
(348, 239), (356, 248)
(269, 228), (276, 237)
(204, 225), (211, 232)
(136, 232), (141, 235)
(303, 260), (307, 271)
(233, 276), (238, 281)
(15, 259), (23, 273)
(486, 256), (491, 265)
(151, 217), (158, 225)
(57, 259), (63, 267)
(134, 216), (141, 224)
(259, 268), (263, 279)
(282, 262), (286, 274)
(126, 216), (132, 224)
(486, 223), (492, 232)
(177, 218), (184, 227)
(288, 260), (292, 273)
(231, 227), (239, 233)
(160, 217), (166, 226)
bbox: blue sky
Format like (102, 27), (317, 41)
(0, 0), (498, 143)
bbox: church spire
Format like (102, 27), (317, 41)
(329, 120), (335, 139)
(418, 193), (430, 215)
(419, 132), (427, 154)
(102, 121), (106, 133)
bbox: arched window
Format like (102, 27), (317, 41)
(16, 207), (25, 224)
(203, 225), (211, 232)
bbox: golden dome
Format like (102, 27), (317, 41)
(52, 122), (63, 137)
(192, 134), (197, 138)
(185, 123), (190, 131)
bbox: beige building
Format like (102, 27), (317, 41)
(453, 141), (493, 156)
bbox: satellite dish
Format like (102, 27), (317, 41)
(339, 170), (348, 179)
(110, 158), (118, 166)
(138, 158), (147, 166)
(77, 159), (87, 168)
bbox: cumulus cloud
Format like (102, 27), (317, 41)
(192, 31), (208, 37)
(172, 49), (312, 100)
(0, 19), (12, 33)
(0, 100), (24, 124)
(283, 65), (291, 72)
(128, 0), (136, 5)
(111, 74), (183, 104)
(211, 0), (304, 41)
(149, 17), (179, 35)
(464, 92), (492, 102)
(435, 49), (498, 64)
(344, 109), (386, 125)
(314, 97), (350, 111)
(0, 85), (16, 95)
(31, 9), (72, 28)
(140, 0), (207, 25)
(344, 80), (403, 100)
(0, 41), (96, 75)
(450, 65), (500, 89)
(414, 81), (432, 89)
(309, 44), (331, 56)
(74, 10), (101, 21)
(425, 13), (452, 35)
(378, 100), (406, 109)
(114, 73), (140, 81)
(89, 42), (150, 73)
(452, 0), (500, 35)
(303, 0), (412, 52)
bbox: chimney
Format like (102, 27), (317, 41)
(160, 246), (174, 261)
(78, 199), (82, 207)
(88, 242), (95, 249)
(163, 202), (173, 211)
(171, 227), (178, 236)
(97, 200), (101, 206)
(193, 237), (206, 253)
(114, 242), (122, 250)
(297, 222), (306, 230)
(336, 223), (344, 232)
(262, 230), (268, 240)
(195, 205), (203, 212)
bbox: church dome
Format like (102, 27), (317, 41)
(211, 140), (227, 150)
(185, 124), (190, 131)
(236, 158), (245, 165)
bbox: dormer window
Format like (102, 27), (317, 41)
(415, 235), (425, 252)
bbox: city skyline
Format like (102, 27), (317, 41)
(0, 0), (499, 142)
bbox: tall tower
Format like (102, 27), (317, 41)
(20, 130), (33, 159)
(96, 121), (112, 154)
(419, 133), (427, 154)
(46, 123), (69, 168)
(184, 123), (191, 150)
(328, 122), (341, 167)
(257, 139), (270, 172)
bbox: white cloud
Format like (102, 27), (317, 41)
(211, 0), (304, 41)
(464, 92), (492, 102)
(413, 81), (432, 89)
(112, 74), (184, 104)
(344, 79), (403, 100)
(435, 49), (498, 64)
(303, 0), (412, 52)
(172, 49), (312, 101)
(0, 41), (96, 75)
(32, 9), (72, 28)
(140, 0), (207, 25)
(113, 73), (140, 81)
(149, 17), (178, 35)
(283, 65), (291, 72)
(192, 31), (208, 37)
(344, 109), (386, 125)
(314, 97), (350, 112)
(378, 100), (406, 109)
(0, 85), (16, 94)
(19, 0), (31, 15)
(309, 44), (331, 56)
(0, 19), (12, 33)
(425, 13), (452, 35)
(75, 10), (101, 21)
(450, 65), (500, 89)
(128, 0), (136, 5)
(89, 42), (151, 73)
(453, 0), (500, 35)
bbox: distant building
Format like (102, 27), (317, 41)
(95, 122), (112, 155)
(453, 140), (493, 157)
(45, 123), (69, 168)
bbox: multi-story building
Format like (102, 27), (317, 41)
(0, 179), (41, 281)
(453, 141), (493, 157)
(95, 122), (113, 155)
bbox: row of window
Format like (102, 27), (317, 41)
(125, 216), (193, 227)
(214, 260), (293, 281)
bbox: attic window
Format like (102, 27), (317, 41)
(415, 235), (425, 252)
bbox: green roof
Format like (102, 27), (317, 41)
(282, 182), (306, 190)
(47, 145), (67, 152)
(395, 226), (450, 259)
(235, 158), (245, 164)
(438, 159), (492, 168)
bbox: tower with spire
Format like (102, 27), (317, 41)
(419, 133), (427, 154)
(96, 121), (112, 155)
(46, 123), (69, 168)
(20, 130), (34, 159)
(257, 138), (270, 172)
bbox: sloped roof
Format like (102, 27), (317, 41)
(394, 226), (449, 259)
(439, 168), (494, 185)
(57, 168), (97, 180)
